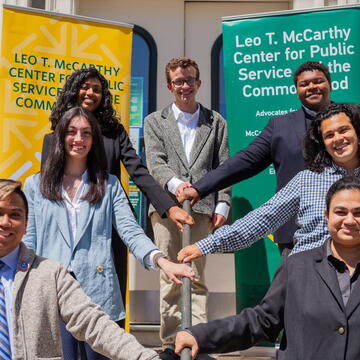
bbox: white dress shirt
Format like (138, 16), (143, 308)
(62, 170), (160, 269)
(167, 103), (230, 219)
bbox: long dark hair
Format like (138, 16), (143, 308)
(304, 103), (360, 173)
(50, 67), (120, 134)
(41, 107), (108, 203)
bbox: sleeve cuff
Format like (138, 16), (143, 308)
(167, 177), (184, 195)
(214, 202), (230, 219)
(145, 249), (162, 269)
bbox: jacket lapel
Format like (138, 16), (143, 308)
(54, 201), (71, 248)
(345, 274), (360, 317)
(292, 108), (307, 145)
(74, 186), (95, 249)
(314, 255), (345, 312)
(12, 243), (36, 302)
(188, 105), (213, 168)
(161, 106), (189, 169)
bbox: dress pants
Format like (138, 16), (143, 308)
(151, 211), (213, 347)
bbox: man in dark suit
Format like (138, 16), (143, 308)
(175, 176), (360, 360)
(178, 61), (332, 252)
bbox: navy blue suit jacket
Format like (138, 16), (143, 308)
(190, 240), (360, 359)
(193, 108), (307, 244)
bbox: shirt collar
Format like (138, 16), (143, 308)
(0, 245), (20, 271)
(172, 103), (200, 123)
(327, 162), (360, 176)
(327, 239), (360, 273)
(302, 105), (318, 119)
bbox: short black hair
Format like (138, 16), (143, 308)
(326, 176), (360, 211)
(293, 61), (331, 86)
(0, 179), (28, 218)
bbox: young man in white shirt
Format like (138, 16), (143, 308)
(144, 57), (231, 360)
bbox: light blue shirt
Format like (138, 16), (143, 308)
(0, 245), (20, 353)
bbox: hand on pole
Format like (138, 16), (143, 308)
(167, 206), (194, 231)
(175, 331), (199, 359)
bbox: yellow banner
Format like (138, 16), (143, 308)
(0, 6), (133, 182)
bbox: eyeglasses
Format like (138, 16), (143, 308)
(171, 77), (197, 88)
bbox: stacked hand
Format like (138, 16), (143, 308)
(157, 257), (195, 285)
(176, 185), (201, 206)
(177, 244), (203, 263)
(167, 206), (194, 231)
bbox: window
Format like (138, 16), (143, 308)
(30, 0), (45, 9)
(130, 25), (157, 231)
(211, 34), (226, 118)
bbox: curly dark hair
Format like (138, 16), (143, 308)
(293, 61), (331, 87)
(165, 57), (200, 84)
(41, 106), (108, 203)
(50, 67), (120, 134)
(304, 103), (360, 173)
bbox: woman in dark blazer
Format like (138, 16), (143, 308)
(42, 67), (193, 308)
(176, 175), (360, 360)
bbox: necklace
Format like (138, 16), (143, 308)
(63, 174), (82, 201)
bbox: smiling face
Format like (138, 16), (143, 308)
(64, 115), (93, 161)
(78, 77), (103, 112)
(296, 70), (331, 111)
(167, 66), (201, 111)
(0, 193), (27, 257)
(326, 188), (360, 248)
(321, 112), (359, 173)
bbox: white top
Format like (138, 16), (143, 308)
(167, 103), (230, 219)
(62, 171), (160, 269)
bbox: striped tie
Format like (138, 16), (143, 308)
(0, 262), (11, 360)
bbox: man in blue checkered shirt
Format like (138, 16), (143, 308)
(178, 103), (360, 262)
(177, 61), (332, 254)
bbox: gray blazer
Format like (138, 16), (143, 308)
(144, 104), (231, 217)
(12, 243), (159, 360)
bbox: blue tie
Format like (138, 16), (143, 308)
(0, 262), (11, 360)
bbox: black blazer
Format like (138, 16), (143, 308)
(41, 124), (176, 217)
(190, 240), (360, 360)
(193, 108), (307, 244)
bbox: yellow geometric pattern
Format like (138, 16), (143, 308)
(0, 7), (132, 184)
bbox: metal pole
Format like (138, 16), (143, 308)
(181, 200), (192, 360)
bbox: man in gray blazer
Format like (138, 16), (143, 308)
(144, 57), (231, 360)
(0, 178), (159, 360)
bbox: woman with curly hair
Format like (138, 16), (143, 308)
(178, 103), (360, 262)
(42, 67), (193, 328)
(28, 106), (194, 360)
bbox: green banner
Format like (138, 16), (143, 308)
(222, 5), (360, 312)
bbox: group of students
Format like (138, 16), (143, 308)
(16, 67), (195, 359)
(4, 60), (360, 360)
(174, 103), (360, 360)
